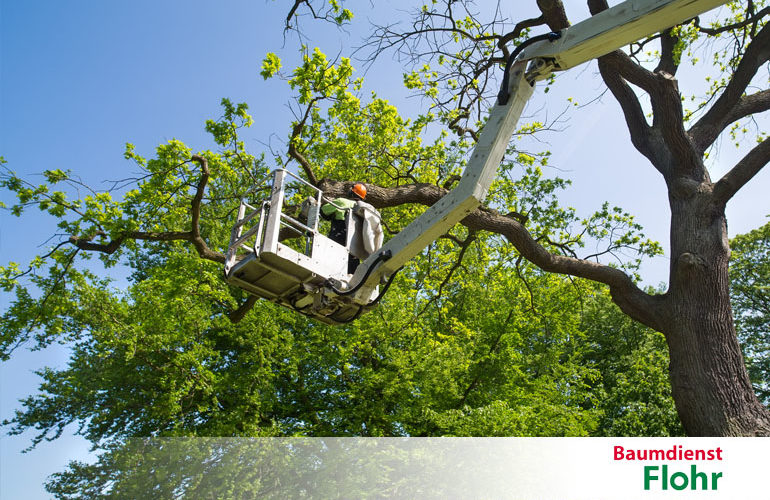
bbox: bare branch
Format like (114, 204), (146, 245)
(360, 1), (536, 139)
(68, 155), (225, 264)
(284, 0), (352, 33)
(3, 240), (72, 281)
(693, 6), (770, 36)
(497, 16), (546, 54)
(629, 32), (662, 60)
(689, 22), (770, 152)
(285, 0), (306, 31)
(713, 137), (770, 205)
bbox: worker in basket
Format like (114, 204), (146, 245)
(320, 183), (383, 274)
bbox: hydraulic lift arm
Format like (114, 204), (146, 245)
(344, 0), (728, 304)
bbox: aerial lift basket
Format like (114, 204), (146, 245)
(224, 169), (372, 324)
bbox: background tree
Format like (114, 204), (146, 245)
(0, 90), (680, 440)
(730, 220), (770, 404)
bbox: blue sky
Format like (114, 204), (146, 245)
(1, 1), (768, 497)
(0, 2), (308, 496)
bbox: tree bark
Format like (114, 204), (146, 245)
(587, 0), (770, 434)
(665, 186), (770, 435)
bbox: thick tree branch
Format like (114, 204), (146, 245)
(70, 230), (225, 263)
(598, 51), (702, 178)
(690, 89), (770, 154)
(723, 89), (770, 126)
(537, 0), (570, 31)
(228, 295), (259, 323)
(599, 50), (660, 95)
(596, 54), (659, 169)
(655, 29), (679, 76)
(649, 71), (704, 178)
(689, 22), (770, 152)
(319, 178), (667, 331)
(713, 137), (770, 206)
(464, 207), (667, 330)
(69, 155), (225, 264)
(288, 142), (319, 186)
(588, 0), (684, 124)
(189, 155), (218, 259)
(587, 0), (660, 145)
(589, 0), (683, 129)
(288, 102), (320, 185)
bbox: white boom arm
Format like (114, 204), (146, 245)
(346, 0), (728, 303)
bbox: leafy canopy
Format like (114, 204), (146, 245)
(0, 45), (681, 495)
(730, 220), (770, 404)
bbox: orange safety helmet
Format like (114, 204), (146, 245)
(351, 183), (367, 200)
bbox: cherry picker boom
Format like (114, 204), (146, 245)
(225, 0), (729, 324)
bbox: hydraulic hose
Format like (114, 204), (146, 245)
(497, 31), (562, 105)
(328, 265), (403, 324)
(364, 265), (402, 308)
(325, 249), (392, 297)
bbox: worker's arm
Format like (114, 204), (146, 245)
(321, 198), (354, 220)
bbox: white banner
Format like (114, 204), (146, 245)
(110, 437), (768, 498)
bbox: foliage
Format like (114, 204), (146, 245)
(261, 52), (283, 80)
(0, 20), (705, 493)
(579, 287), (682, 435)
(730, 220), (770, 404)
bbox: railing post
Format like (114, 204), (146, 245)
(225, 201), (248, 274)
(261, 170), (286, 254)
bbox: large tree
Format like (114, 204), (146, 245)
(287, 0), (770, 435)
(0, 1), (767, 461)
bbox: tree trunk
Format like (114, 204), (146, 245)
(664, 185), (770, 435)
